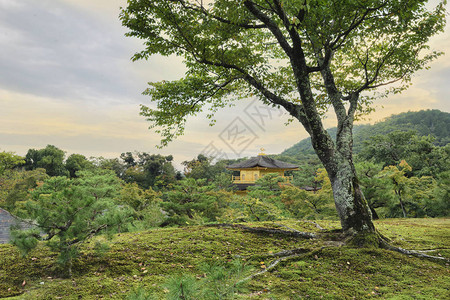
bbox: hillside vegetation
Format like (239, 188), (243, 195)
(274, 110), (450, 219)
(280, 109), (450, 158)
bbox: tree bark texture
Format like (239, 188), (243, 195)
(327, 157), (375, 233)
(292, 102), (376, 236)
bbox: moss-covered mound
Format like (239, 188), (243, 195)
(0, 218), (449, 299)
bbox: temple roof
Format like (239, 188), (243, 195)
(226, 155), (299, 170)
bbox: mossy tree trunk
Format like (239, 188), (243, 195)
(327, 155), (375, 233)
(286, 59), (376, 240)
(291, 102), (376, 240)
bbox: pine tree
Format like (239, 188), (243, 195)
(11, 170), (132, 277)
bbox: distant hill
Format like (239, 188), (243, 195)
(280, 109), (450, 158)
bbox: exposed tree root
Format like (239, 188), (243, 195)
(208, 223), (449, 265)
(237, 256), (293, 283)
(302, 220), (325, 230)
(207, 223), (317, 239)
(379, 239), (450, 263)
(269, 248), (310, 257)
(237, 249), (313, 284)
(273, 223), (311, 234)
(223, 224), (450, 289)
(237, 241), (449, 286)
(413, 248), (449, 253)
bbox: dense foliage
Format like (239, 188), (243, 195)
(1, 110), (449, 235)
(10, 170), (132, 277)
(0, 110), (448, 279)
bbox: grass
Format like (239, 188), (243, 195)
(0, 218), (449, 299)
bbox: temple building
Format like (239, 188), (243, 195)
(226, 153), (299, 192)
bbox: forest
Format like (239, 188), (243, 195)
(0, 110), (449, 299)
(2, 110), (449, 227)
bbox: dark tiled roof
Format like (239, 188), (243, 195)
(226, 155), (298, 169)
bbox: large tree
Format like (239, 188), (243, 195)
(25, 145), (68, 177)
(120, 0), (446, 242)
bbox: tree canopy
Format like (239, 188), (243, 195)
(25, 145), (67, 177)
(121, 0), (446, 145)
(0, 151), (24, 176)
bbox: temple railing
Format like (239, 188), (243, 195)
(231, 175), (293, 184)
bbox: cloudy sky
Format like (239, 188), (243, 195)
(1, 0), (449, 169)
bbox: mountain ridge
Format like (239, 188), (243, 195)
(280, 109), (450, 158)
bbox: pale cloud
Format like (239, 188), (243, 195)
(178, 99), (309, 158)
(0, 90), (144, 138)
(0, 0), (144, 103)
(62, 0), (122, 11)
(0, 0), (23, 9)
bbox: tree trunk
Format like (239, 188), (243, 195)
(396, 190), (408, 218)
(300, 104), (378, 246)
(326, 157), (375, 234)
(369, 205), (380, 220)
(287, 42), (377, 245)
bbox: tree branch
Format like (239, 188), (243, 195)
(329, 7), (377, 51)
(320, 63), (346, 122)
(355, 47), (397, 94)
(67, 224), (108, 246)
(190, 76), (243, 109)
(243, 0), (293, 57)
(309, 2), (387, 73)
(177, 0), (267, 29)
(346, 93), (360, 122)
(197, 57), (311, 133)
(272, 0), (303, 49)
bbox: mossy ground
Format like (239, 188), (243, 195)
(0, 219), (448, 299)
